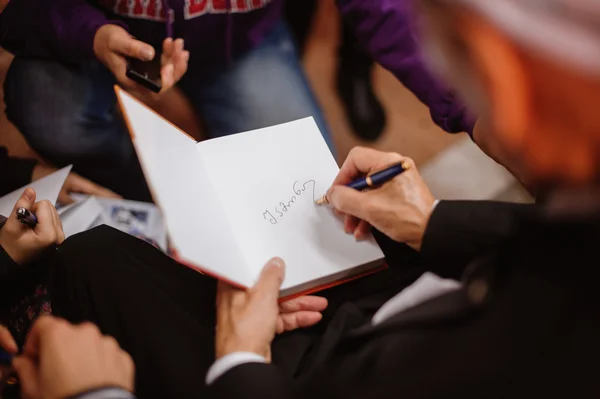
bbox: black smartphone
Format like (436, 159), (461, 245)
(126, 58), (162, 93)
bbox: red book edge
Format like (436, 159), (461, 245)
(172, 248), (388, 302)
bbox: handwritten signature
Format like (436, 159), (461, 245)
(263, 180), (316, 225)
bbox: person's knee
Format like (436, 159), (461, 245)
(5, 58), (124, 161)
(215, 37), (334, 149)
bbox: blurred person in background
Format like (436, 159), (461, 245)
(0, 2), (118, 205)
(0, 0), (336, 202)
(0, 0), (479, 203)
(287, 1), (533, 189)
(286, 0), (387, 142)
(37, 1), (600, 398)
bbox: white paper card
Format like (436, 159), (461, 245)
(89, 196), (167, 251)
(0, 166), (72, 217)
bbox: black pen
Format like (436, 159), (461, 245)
(16, 207), (38, 228)
(315, 161), (411, 205)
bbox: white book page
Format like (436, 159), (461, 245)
(116, 89), (251, 287)
(197, 118), (384, 291)
(0, 166), (71, 217)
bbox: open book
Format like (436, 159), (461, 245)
(116, 87), (385, 299)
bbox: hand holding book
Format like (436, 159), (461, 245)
(215, 257), (328, 362)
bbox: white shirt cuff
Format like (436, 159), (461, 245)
(432, 199), (441, 211)
(206, 352), (266, 385)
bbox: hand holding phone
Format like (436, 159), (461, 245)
(126, 58), (162, 93)
(94, 25), (189, 96)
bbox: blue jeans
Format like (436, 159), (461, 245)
(4, 22), (333, 201)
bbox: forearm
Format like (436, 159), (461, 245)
(336, 0), (476, 134)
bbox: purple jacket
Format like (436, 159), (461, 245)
(0, 0), (474, 134)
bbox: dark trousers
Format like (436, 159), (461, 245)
(49, 226), (422, 398)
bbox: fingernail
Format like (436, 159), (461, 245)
(142, 48), (154, 61)
(269, 257), (284, 269)
(23, 188), (35, 200)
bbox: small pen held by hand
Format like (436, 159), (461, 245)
(315, 161), (411, 205)
(16, 207), (38, 228)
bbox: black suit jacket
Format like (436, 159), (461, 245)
(209, 200), (600, 398)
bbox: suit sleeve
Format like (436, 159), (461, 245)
(336, 0), (476, 135)
(208, 363), (293, 399)
(420, 200), (536, 279)
(0, 0), (126, 61)
(0, 147), (36, 197)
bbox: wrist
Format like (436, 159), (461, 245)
(410, 198), (437, 252)
(216, 340), (270, 362)
(93, 24), (111, 61)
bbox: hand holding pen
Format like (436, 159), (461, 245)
(314, 147), (437, 251)
(0, 188), (65, 265)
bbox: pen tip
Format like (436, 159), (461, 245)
(315, 196), (329, 206)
